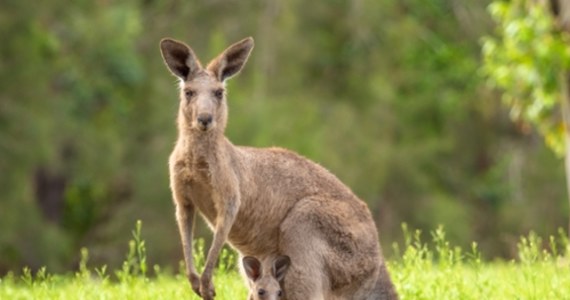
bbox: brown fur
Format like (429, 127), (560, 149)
(160, 37), (398, 300)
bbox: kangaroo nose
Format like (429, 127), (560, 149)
(197, 114), (213, 128)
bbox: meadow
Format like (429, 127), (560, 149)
(1, 222), (569, 300)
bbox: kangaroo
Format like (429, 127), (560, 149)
(160, 36), (398, 300)
(243, 255), (290, 300)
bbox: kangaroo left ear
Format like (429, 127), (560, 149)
(160, 38), (202, 80)
(207, 37), (254, 82)
(243, 256), (262, 282)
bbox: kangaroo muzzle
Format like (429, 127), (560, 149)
(197, 113), (213, 131)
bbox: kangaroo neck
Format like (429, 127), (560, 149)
(181, 130), (225, 161)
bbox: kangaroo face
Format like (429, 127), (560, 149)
(243, 256), (291, 300)
(159, 37), (254, 134)
(251, 277), (283, 300)
(180, 71), (227, 133)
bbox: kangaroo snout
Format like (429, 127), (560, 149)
(197, 113), (213, 130)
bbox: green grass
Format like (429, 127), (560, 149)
(1, 222), (569, 300)
(0, 270), (247, 299)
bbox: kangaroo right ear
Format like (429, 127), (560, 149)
(160, 38), (202, 80)
(243, 256), (262, 282)
(207, 37), (254, 82)
(272, 255), (291, 282)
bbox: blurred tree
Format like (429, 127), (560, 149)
(0, 0), (146, 272)
(482, 0), (570, 233)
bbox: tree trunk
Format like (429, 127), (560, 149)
(255, 0), (279, 102)
(562, 72), (570, 236)
(555, 0), (570, 235)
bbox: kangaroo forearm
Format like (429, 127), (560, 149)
(202, 231), (226, 277)
(176, 204), (197, 274)
(202, 197), (239, 277)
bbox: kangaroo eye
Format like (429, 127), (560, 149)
(258, 289), (266, 296)
(213, 88), (224, 100)
(277, 290), (283, 297)
(185, 90), (195, 98)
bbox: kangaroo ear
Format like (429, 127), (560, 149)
(207, 37), (254, 82)
(243, 256), (262, 282)
(160, 38), (202, 80)
(272, 255), (290, 282)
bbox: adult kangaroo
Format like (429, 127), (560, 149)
(160, 36), (398, 300)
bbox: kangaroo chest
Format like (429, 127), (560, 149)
(175, 158), (219, 226)
(187, 180), (218, 226)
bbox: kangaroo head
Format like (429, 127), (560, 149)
(243, 256), (291, 300)
(160, 37), (254, 134)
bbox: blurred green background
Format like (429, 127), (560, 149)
(1, 0), (568, 274)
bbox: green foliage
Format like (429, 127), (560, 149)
(482, 0), (570, 154)
(116, 220), (147, 282)
(0, 0), (147, 273)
